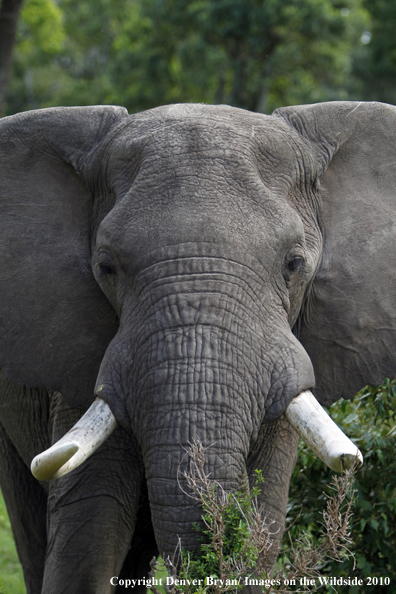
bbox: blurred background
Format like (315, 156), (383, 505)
(1, 0), (396, 117)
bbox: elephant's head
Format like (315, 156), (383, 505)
(1, 102), (394, 557)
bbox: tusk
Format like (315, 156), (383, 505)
(285, 390), (363, 473)
(31, 398), (117, 481)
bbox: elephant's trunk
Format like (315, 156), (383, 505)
(128, 335), (254, 555)
(144, 435), (247, 556)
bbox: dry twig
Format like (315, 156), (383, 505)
(149, 443), (358, 594)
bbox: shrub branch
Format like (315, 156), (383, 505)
(149, 441), (358, 594)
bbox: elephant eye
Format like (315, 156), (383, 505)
(287, 258), (303, 272)
(97, 252), (116, 277)
(283, 254), (305, 281)
(100, 264), (115, 275)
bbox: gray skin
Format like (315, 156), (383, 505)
(0, 101), (395, 594)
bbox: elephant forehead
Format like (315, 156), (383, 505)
(97, 105), (308, 270)
(106, 104), (302, 196)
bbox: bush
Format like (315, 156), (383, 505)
(286, 378), (396, 593)
(150, 442), (357, 593)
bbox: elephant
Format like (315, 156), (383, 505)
(0, 100), (395, 594)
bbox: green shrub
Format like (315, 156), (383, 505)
(286, 378), (396, 593)
(149, 443), (356, 594)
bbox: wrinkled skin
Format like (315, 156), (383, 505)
(0, 102), (395, 594)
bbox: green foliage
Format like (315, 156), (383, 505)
(0, 492), (25, 594)
(352, 0), (396, 104)
(7, 0), (396, 115)
(6, 0), (370, 115)
(155, 446), (357, 594)
(286, 378), (396, 593)
(178, 470), (265, 590)
(18, 0), (65, 55)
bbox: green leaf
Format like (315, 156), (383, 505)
(343, 412), (359, 424)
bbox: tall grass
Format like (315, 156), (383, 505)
(0, 492), (25, 594)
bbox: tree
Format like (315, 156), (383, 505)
(106, 0), (370, 113)
(5, 0), (370, 116)
(5, 0), (65, 114)
(352, 0), (396, 104)
(0, 0), (25, 115)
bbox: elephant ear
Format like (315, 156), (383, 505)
(275, 101), (396, 406)
(0, 106), (128, 408)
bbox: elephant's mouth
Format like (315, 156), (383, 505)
(30, 389), (362, 481)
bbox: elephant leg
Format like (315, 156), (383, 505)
(0, 420), (47, 594)
(43, 394), (146, 594)
(117, 486), (158, 593)
(0, 372), (50, 594)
